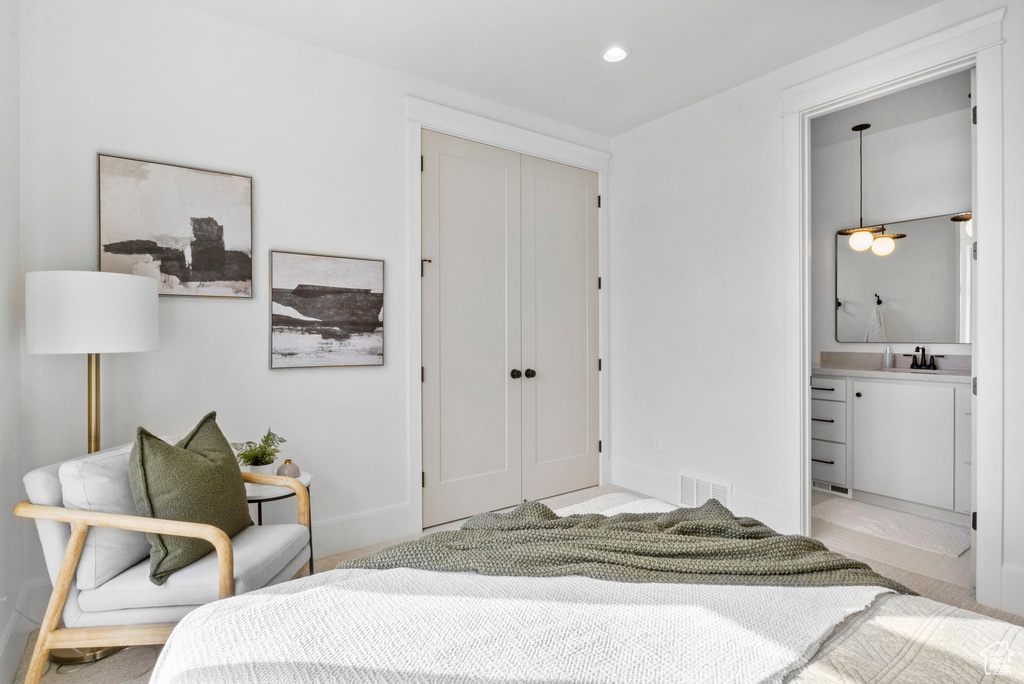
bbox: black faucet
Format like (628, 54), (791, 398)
(912, 346), (937, 370)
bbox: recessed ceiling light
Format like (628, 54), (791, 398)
(602, 46), (631, 63)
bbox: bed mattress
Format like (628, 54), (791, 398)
(151, 493), (1024, 683)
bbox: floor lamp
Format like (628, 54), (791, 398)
(24, 270), (158, 664)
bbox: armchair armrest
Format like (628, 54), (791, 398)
(14, 501), (235, 599)
(241, 472), (311, 528)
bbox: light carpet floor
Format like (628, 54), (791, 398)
(812, 495), (972, 556)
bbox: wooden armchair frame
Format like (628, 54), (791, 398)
(14, 472), (310, 684)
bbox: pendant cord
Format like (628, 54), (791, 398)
(859, 128), (864, 229)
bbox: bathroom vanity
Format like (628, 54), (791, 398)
(811, 367), (972, 520)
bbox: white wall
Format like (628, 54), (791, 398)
(0, 0), (28, 679)
(608, 0), (1022, 554)
(17, 0), (609, 573)
(812, 106), (971, 360)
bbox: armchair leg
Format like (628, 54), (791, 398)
(25, 522), (88, 684)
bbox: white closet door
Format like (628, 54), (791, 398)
(421, 130), (523, 527)
(521, 155), (600, 501)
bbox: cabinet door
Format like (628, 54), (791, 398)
(852, 381), (954, 510)
(520, 155), (600, 501)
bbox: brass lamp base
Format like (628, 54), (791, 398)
(49, 646), (126, 665)
(49, 357), (120, 670)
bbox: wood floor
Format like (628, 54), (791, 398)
(811, 489), (1024, 627)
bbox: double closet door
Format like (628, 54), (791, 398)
(421, 130), (599, 527)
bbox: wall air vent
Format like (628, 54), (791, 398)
(812, 480), (851, 497)
(678, 471), (732, 508)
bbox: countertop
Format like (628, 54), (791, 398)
(812, 366), (972, 384)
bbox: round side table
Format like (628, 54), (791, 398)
(245, 471), (313, 576)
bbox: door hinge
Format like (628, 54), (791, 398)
(973, 377), (977, 396)
(421, 366), (425, 383)
(598, 440), (602, 453)
(421, 155), (424, 172)
(972, 511), (977, 530)
(422, 472), (425, 488)
(598, 276), (602, 290)
(598, 358), (602, 371)
(972, 106), (977, 125)
(973, 242), (977, 261)
(597, 195), (602, 208)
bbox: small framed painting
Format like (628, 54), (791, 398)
(270, 251), (384, 368)
(99, 154), (253, 298)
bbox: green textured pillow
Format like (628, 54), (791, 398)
(129, 412), (253, 585)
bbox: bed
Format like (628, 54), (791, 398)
(151, 493), (1024, 683)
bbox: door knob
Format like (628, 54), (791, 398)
(525, 369), (536, 378)
(510, 369), (522, 379)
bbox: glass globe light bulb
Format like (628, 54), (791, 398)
(871, 236), (896, 256)
(848, 230), (874, 251)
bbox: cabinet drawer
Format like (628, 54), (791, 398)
(811, 440), (846, 485)
(811, 399), (846, 442)
(810, 377), (846, 401)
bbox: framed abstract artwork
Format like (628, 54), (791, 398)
(270, 251), (384, 368)
(98, 154), (253, 298)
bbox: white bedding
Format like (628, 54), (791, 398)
(152, 494), (890, 684)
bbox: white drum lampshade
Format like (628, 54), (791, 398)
(25, 271), (158, 354)
(25, 271), (158, 454)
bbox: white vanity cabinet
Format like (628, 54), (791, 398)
(852, 381), (954, 510)
(810, 371), (971, 516)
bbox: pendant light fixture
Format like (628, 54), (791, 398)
(836, 123), (905, 256)
(951, 211), (973, 237)
(836, 123), (884, 251)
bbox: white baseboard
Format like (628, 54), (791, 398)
(311, 502), (414, 560)
(610, 459), (677, 505)
(0, 579), (45, 684)
(1000, 564), (1024, 618)
(611, 458), (790, 531)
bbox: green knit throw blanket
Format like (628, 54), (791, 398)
(337, 499), (912, 594)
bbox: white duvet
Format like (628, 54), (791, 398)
(151, 496), (890, 684)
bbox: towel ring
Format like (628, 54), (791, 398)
(874, 293), (882, 305)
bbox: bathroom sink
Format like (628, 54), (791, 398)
(880, 368), (969, 376)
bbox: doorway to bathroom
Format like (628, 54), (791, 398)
(806, 69), (979, 608)
(783, 10), (1008, 615)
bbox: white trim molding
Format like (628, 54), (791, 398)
(404, 98), (612, 533)
(781, 10), (1006, 610)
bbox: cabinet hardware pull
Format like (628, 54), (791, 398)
(524, 369), (536, 378)
(811, 418), (835, 423)
(510, 369), (522, 379)
(811, 387), (835, 391)
(811, 458), (836, 465)
(856, 392), (862, 397)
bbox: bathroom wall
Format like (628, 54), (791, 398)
(811, 72), (973, 365)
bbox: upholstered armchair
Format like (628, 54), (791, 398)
(16, 442), (310, 684)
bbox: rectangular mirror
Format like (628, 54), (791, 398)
(835, 211), (972, 343)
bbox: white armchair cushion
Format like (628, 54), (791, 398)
(59, 442), (152, 590)
(77, 523), (310, 612)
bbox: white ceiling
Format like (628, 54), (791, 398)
(171, 0), (943, 137)
(811, 70), (972, 149)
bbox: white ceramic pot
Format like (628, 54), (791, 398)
(247, 462), (277, 477)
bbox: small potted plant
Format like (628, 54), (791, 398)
(232, 429), (286, 476)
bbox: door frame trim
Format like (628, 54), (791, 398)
(781, 10), (1005, 609)
(405, 97), (611, 532)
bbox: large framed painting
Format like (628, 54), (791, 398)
(270, 251), (384, 368)
(99, 154), (253, 298)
